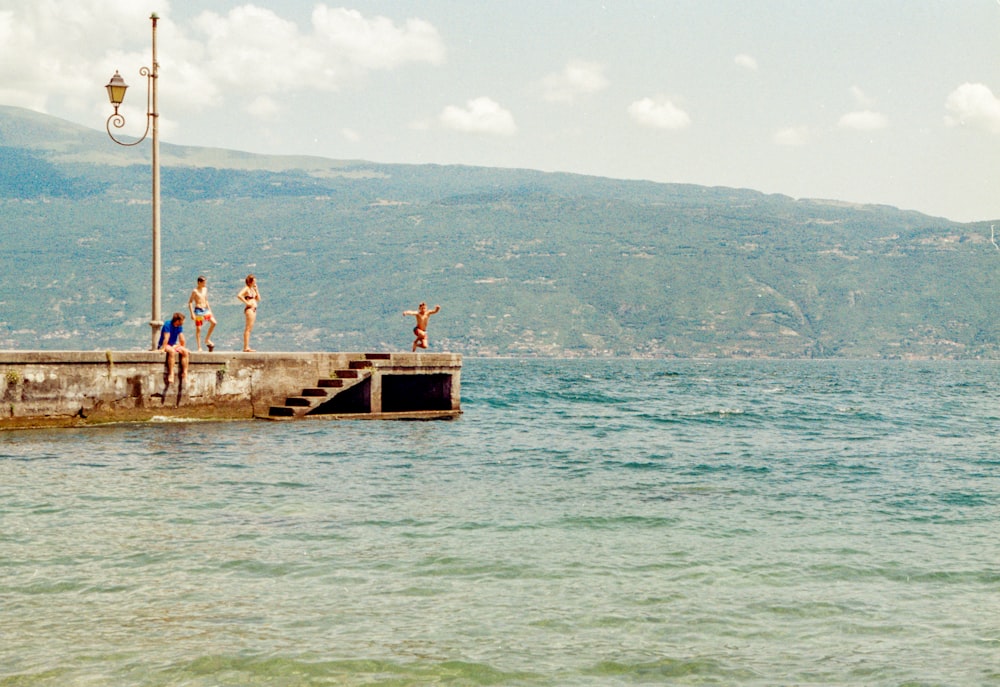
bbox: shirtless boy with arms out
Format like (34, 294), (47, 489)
(187, 276), (217, 352)
(403, 302), (441, 351)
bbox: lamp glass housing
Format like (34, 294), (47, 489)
(105, 71), (129, 106)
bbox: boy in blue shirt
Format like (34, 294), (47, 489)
(158, 312), (190, 384)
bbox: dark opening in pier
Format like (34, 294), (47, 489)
(382, 374), (452, 412)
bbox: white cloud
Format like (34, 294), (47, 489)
(944, 83), (1000, 134)
(540, 60), (608, 103)
(0, 0), (161, 114)
(341, 127), (361, 142)
(194, 4), (445, 94)
(246, 95), (280, 120)
(850, 85), (875, 108)
(734, 54), (758, 71)
(194, 6), (316, 90)
(310, 6), (445, 70)
(0, 1), (446, 125)
(439, 97), (517, 136)
(837, 88), (886, 131)
(838, 109), (888, 130)
(627, 97), (691, 130)
(0, 86), (47, 113)
(773, 126), (808, 146)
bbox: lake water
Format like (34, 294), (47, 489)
(2, 359), (999, 686)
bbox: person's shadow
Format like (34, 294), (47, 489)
(159, 366), (184, 407)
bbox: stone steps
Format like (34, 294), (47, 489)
(266, 355), (387, 419)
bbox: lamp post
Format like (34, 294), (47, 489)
(105, 13), (161, 350)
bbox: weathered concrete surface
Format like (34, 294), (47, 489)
(0, 351), (461, 430)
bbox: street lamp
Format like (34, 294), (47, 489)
(105, 13), (161, 350)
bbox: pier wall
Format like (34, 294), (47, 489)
(0, 351), (461, 430)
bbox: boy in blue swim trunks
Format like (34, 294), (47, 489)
(187, 275), (217, 352)
(158, 312), (190, 383)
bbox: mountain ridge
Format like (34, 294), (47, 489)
(0, 105), (996, 358)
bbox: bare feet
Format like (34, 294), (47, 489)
(243, 348), (256, 352)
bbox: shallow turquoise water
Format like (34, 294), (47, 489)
(2, 359), (999, 685)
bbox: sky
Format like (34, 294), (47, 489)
(1, 0), (1000, 222)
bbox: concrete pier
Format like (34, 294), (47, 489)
(0, 351), (461, 430)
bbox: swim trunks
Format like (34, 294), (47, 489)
(193, 307), (212, 326)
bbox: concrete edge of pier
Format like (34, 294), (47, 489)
(0, 350), (462, 430)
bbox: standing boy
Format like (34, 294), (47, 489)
(187, 276), (217, 352)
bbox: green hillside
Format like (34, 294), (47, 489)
(1, 105), (998, 358)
